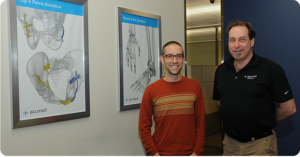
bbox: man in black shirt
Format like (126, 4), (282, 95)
(213, 20), (296, 155)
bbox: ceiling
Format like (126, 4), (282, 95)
(186, 0), (221, 28)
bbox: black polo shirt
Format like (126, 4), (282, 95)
(213, 52), (294, 139)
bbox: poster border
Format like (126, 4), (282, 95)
(118, 7), (162, 111)
(9, 0), (90, 129)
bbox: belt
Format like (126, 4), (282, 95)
(232, 130), (273, 143)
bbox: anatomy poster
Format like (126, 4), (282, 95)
(118, 8), (161, 111)
(12, 0), (88, 124)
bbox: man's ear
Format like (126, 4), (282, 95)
(251, 38), (255, 47)
(160, 55), (165, 64)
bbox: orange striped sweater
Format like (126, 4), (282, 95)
(138, 77), (206, 155)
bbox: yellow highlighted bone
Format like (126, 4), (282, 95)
(34, 73), (49, 89)
(23, 13), (33, 38)
(43, 63), (51, 71)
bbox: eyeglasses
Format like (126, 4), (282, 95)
(163, 54), (184, 60)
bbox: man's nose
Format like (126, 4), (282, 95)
(234, 41), (240, 47)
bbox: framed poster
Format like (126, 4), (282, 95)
(8, 0), (90, 129)
(118, 7), (162, 111)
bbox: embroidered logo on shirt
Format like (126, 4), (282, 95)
(285, 90), (289, 95)
(244, 75), (257, 79)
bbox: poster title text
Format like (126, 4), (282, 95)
(123, 16), (146, 24)
(19, 0), (62, 9)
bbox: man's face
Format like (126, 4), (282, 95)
(228, 26), (255, 62)
(160, 44), (184, 76)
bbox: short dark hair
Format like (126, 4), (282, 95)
(226, 20), (256, 40)
(162, 41), (184, 56)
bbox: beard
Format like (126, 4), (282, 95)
(236, 53), (241, 57)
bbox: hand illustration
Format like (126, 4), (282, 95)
(126, 24), (141, 73)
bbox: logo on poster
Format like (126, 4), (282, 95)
(125, 97), (138, 102)
(23, 108), (47, 116)
(129, 97), (138, 101)
(30, 108), (47, 114)
(23, 110), (28, 115)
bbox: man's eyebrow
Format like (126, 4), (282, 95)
(229, 36), (246, 38)
(165, 53), (183, 55)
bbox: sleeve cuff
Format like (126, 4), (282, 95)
(148, 150), (159, 156)
(193, 148), (204, 156)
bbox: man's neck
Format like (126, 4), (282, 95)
(163, 74), (182, 82)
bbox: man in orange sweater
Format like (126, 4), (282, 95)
(138, 41), (206, 156)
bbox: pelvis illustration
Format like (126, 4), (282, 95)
(26, 50), (84, 105)
(17, 6), (66, 50)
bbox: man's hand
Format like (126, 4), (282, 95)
(154, 152), (160, 156)
(217, 100), (220, 106)
(190, 152), (197, 156)
(276, 99), (296, 122)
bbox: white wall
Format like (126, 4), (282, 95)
(0, 0), (185, 155)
